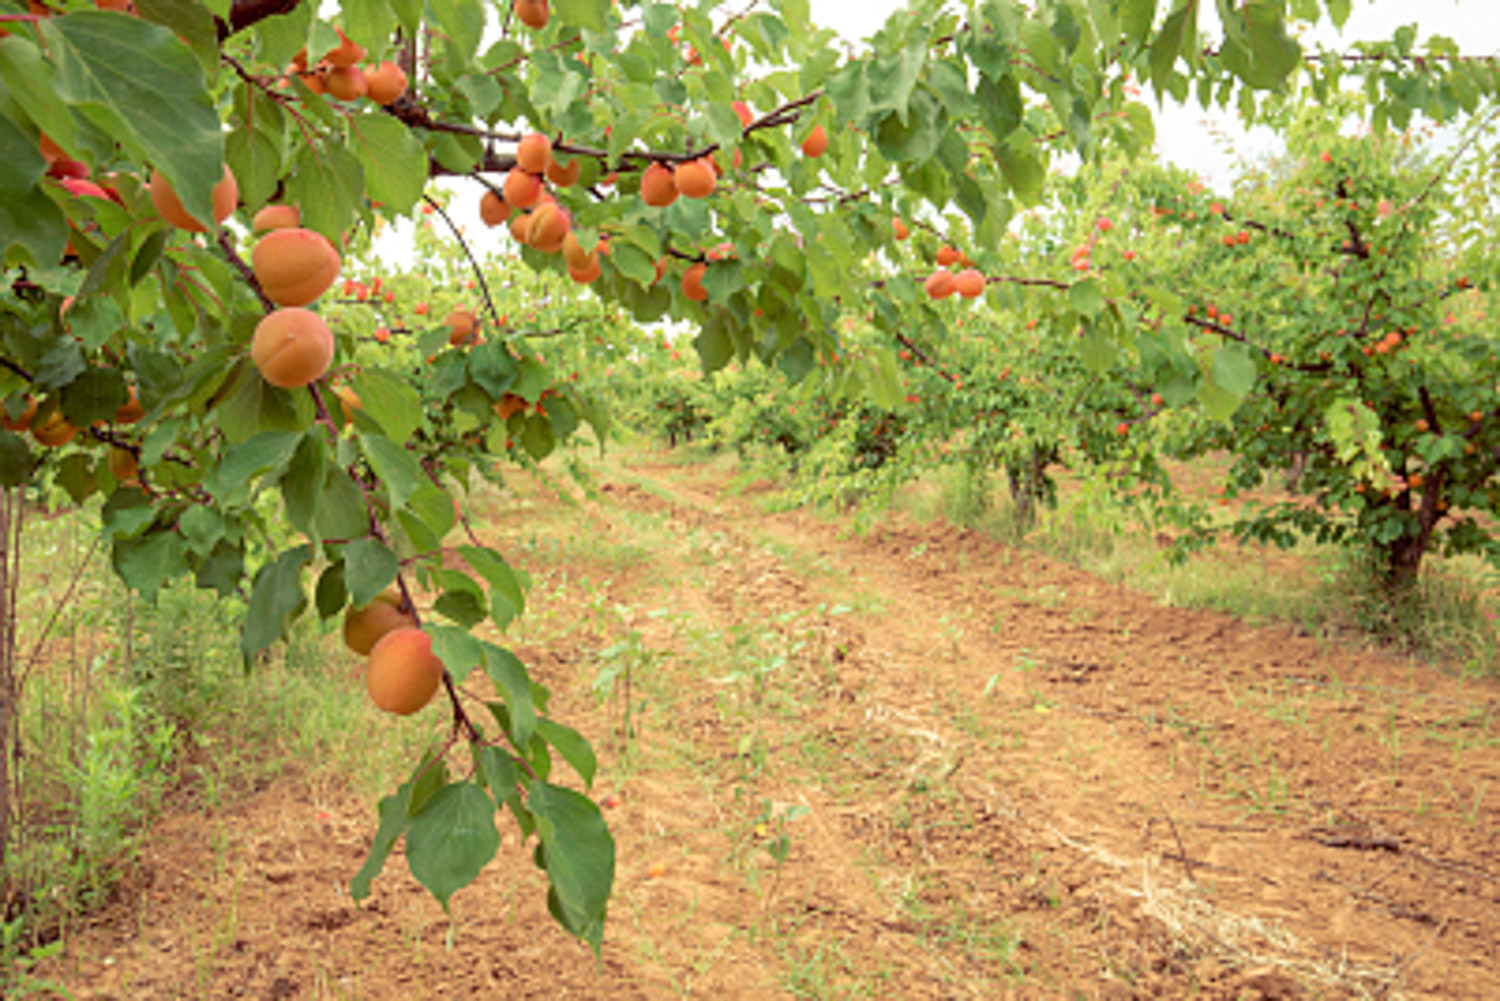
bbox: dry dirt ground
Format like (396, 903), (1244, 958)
(38, 452), (1500, 999)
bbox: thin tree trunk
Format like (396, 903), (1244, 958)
(0, 488), (16, 880)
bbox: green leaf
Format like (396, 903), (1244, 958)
(0, 36), (80, 156)
(0, 112), (47, 196)
(226, 120), (282, 213)
(1149, 4), (1196, 99)
(350, 779), (413, 902)
(241, 544), (312, 658)
(554, 0), (610, 31)
(279, 431), (326, 536)
(428, 0), (485, 61)
(426, 623), (483, 684)
(216, 362), (317, 443)
(459, 544), (524, 629)
(1212, 344), (1257, 396)
(0, 185), (68, 268)
(994, 135), (1045, 206)
(349, 112), (428, 215)
(113, 529), (186, 603)
(60, 366), (127, 427)
(43, 13), (223, 229)
(535, 718), (597, 790)
(1068, 278), (1104, 317)
(351, 368), (423, 444)
(344, 538), (398, 608)
(528, 781), (614, 953)
(360, 432), (423, 511)
(204, 430), (302, 503)
(0, 432), (34, 488)
(178, 504), (223, 557)
(134, 0), (219, 77)
(55, 454), (97, 504)
(405, 782), (499, 911)
(286, 139), (364, 244)
(482, 642), (536, 748)
(315, 466), (370, 540)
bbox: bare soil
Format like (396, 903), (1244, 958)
(37, 451), (1500, 999)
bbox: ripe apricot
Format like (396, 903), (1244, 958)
(924, 270), (956, 299)
(570, 257), (602, 284)
(640, 162), (678, 207)
(325, 28), (364, 68)
(325, 65), (367, 101)
(253, 228), (341, 307)
(108, 446), (138, 483)
(447, 308), (478, 346)
(250, 308), (335, 388)
(517, 133), (552, 175)
(935, 245), (959, 266)
(3, 396), (37, 432)
(732, 100), (754, 128)
(675, 157), (716, 199)
(527, 202), (570, 253)
(562, 232), (596, 272)
(115, 387), (144, 424)
(344, 587), (416, 655)
(365, 627), (443, 715)
(801, 123), (827, 158)
(682, 262), (708, 302)
(503, 168), (543, 209)
(494, 393), (527, 420)
(252, 204), (300, 232)
(954, 269), (985, 298)
(545, 156), (581, 187)
(509, 211), (535, 244)
(365, 61), (407, 105)
(515, 0), (549, 29)
(150, 164), (237, 232)
(479, 189), (511, 227)
(32, 411), (77, 447)
(892, 217), (909, 240)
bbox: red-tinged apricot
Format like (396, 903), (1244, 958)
(447, 307), (478, 346)
(510, 212), (534, 244)
(732, 100), (753, 128)
(479, 189), (511, 227)
(801, 123), (827, 158)
(298, 70), (327, 95)
(332, 385), (361, 426)
(924, 270), (956, 299)
(527, 202), (570, 253)
(3, 396), (37, 432)
(251, 308), (335, 388)
(365, 61), (407, 105)
(675, 157), (716, 199)
(954, 269), (985, 298)
(892, 217), (909, 240)
(640, 162), (678, 207)
(150, 164), (237, 232)
(503, 168), (542, 209)
(515, 0), (549, 29)
(115, 387), (144, 424)
(545, 156), (581, 187)
(373, 327), (390, 344)
(32, 411), (77, 447)
(682, 262), (708, 302)
(325, 65), (367, 101)
(108, 446), (138, 483)
(325, 28), (364, 68)
(344, 588), (416, 655)
(517, 133), (552, 174)
(493, 393), (527, 420)
(935, 245), (959, 266)
(252, 204), (300, 232)
(569, 257), (602, 284)
(253, 228), (341, 307)
(366, 627), (443, 715)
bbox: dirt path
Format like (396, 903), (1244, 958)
(39, 452), (1500, 999)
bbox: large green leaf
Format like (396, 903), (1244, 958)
(348, 112), (428, 215)
(350, 779), (412, 902)
(535, 718), (597, 790)
(344, 538), (399, 608)
(286, 139), (364, 244)
(351, 367), (424, 446)
(241, 544), (312, 657)
(528, 780), (615, 953)
(361, 432), (423, 511)
(405, 782), (499, 911)
(481, 642), (537, 748)
(204, 430), (302, 503)
(43, 13), (223, 229)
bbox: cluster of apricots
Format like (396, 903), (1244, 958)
(923, 244), (986, 300)
(478, 133), (606, 284)
(288, 29), (408, 106)
(343, 589), (442, 714)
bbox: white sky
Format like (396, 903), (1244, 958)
(377, 1), (1500, 267)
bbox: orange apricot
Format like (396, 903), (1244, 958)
(252, 204), (300, 232)
(569, 258), (602, 284)
(324, 65), (367, 101)
(675, 157), (716, 199)
(517, 133), (552, 174)
(640, 162), (678, 207)
(801, 123), (827, 158)
(509, 211), (535, 244)
(252, 228), (341, 307)
(924, 270), (956, 299)
(108, 446), (138, 483)
(514, 0), (549, 29)
(3, 396), (37, 432)
(447, 308), (478, 346)
(479, 189), (511, 227)
(527, 202), (570, 253)
(732, 100), (754, 128)
(31, 411), (77, 447)
(365, 61), (407, 105)
(682, 262), (708, 302)
(545, 156), (581, 187)
(562, 231), (596, 271)
(250, 308), (335, 388)
(325, 28), (365, 68)
(365, 627), (443, 715)
(344, 588), (417, 656)
(892, 217), (909, 240)
(149, 164), (238, 232)
(954, 269), (985, 298)
(935, 245), (959, 266)
(503, 168), (543, 209)
(493, 393), (527, 420)
(114, 387), (144, 424)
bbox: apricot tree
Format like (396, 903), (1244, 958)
(1, 0), (1495, 954)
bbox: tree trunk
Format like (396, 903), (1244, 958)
(1383, 471), (1444, 591)
(0, 489), (15, 880)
